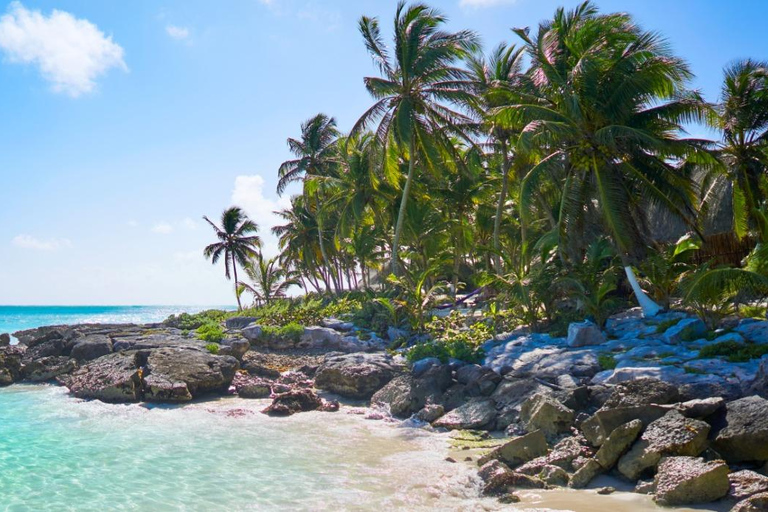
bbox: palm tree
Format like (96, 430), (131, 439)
(353, 1), (479, 274)
(273, 196), (327, 293)
(504, 1), (711, 317)
(238, 252), (300, 306)
(709, 59), (768, 240)
(277, 113), (340, 291)
(203, 206), (262, 311)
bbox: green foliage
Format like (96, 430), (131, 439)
(406, 311), (490, 364)
(598, 353), (617, 371)
(639, 234), (701, 309)
(205, 343), (220, 354)
(655, 318), (681, 334)
(739, 304), (767, 319)
(699, 340), (768, 363)
(196, 322), (225, 343)
(165, 310), (228, 330)
(683, 365), (706, 375)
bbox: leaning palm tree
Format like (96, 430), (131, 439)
(277, 113), (340, 292)
(238, 252), (300, 306)
(203, 206), (262, 311)
(353, 1), (479, 274)
(504, 1), (713, 317)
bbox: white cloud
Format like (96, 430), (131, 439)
(12, 234), (72, 251)
(151, 222), (173, 234)
(0, 2), (126, 97)
(459, 0), (517, 7)
(165, 24), (189, 41)
(231, 174), (290, 258)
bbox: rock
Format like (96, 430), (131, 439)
(602, 378), (680, 409)
(0, 333), (10, 346)
(0, 346), (25, 385)
(520, 393), (575, 438)
(321, 318), (355, 331)
(497, 493), (521, 504)
(142, 348), (239, 402)
(538, 465), (569, 486)
(727, 470), (768, 503)
(371, 363), (451, 417)
(735, 319), (768, 344)
(478, 459), (510, 483)
(240, 359), (281, 379)
(483, 471), (547, 495)
(416, 404), (445, 423)
(594, 419), (643, 469)
(478, 430), (548, 468)
(567, 321), (606, 348)
(225, 317), (257, 329)
(218, 339), (250, 360)
(387, 326), (409, 343)
(581, 404), (670, 447)
(262, 389), (323, 416)
(314, 353), (400, 399)
(596, 486), (615, 495)
(617, 410), (710, 480)
(433, 398), (498, 430)
(411, 357), (441, 377)
(22, 356), (77, 381)
(569, 459), (602, 489)
(516, 434), (594, 475)
(238, 382), (271, 399)
(662, 318), (707, 344)
(635, 479), (655, 494)
(749, 356), (768, 398)
(69, 335), (113, 362)
(299, 327), (341, 350)
(711, 396), (768, 463)
(12, 325), (70, 347)
(675, 397), (725, 418)
(241, 324), (263, 343)
(653, 456), (729, 506)
(456, 364), (502, 396)
(59, 352), (143, 403)
(733, 492), (768, 512)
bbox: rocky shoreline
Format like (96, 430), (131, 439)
(3, 309), (768, 510)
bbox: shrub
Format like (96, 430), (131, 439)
(698, 340), (768, 363)
(406, 341), (451, 363)
(165, 309), (228, 330)
(598, 353), (617, 370)
(205, 343), (220, 354)
(196, 322), (225, 343)
(278, 322), (304, 343)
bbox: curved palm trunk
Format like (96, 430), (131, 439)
(493, 142), (511, 273)
(392, 133), (417, 276)
(624, 266), (661, 317)
(316, 213), (334, 294)
(232, 252), (242, 311)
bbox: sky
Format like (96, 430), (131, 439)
(0, 0), (766, 306)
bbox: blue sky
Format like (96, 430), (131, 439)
(1, 0), (766, 305)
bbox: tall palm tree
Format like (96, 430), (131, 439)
(709, 59), (768, 240)
(237, 252), (300, 306)
(273, 196), (327, 293)
(203, 206), (262, 311)
(504, 1), (711, 317)
(353, 1), (479, 274)
(277, 113), (340, 291)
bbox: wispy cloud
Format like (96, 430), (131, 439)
(165, 24), (190, 41)
(459, 0), (517, 8)
(12, 234), (72, 251)
(0, 1), (126, 97)
(151, 222), (174, 234)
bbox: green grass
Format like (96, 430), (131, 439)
(196, 323), (225, 343)
(205, 343), (220, 354)
(655, 318), (680, 334)
(698, 340), (768, 363)
(598, 353), (617, 370)
(683, 365), (706, 374)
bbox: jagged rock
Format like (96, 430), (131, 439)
(218, 339), (250, 360)
(415, 404), (445, 422)
(538, 465), (570, 486)
(733, 492), (768, 512)
(411, 357), (441, 377)
(675, 397), (725, 418)
(492, 377), (554, 430)
(225, 317), (257, 329)
(12, 325), (71, 347)
(618, 410), (710, 480)
(142, 348), (239, 402)
(478, 430), (548, 468)
(298, 327), (341, 349)
(22, 356), (77, 381)
(69, 335), (113, 362)
(433, 398), (497, 430)
(483, 471), (546, 495)
(594, 419), (642, 469)
(749, 356), (768, 398)
(478, 459), (510, 484)
(0, 333), (10, 346)
(735, 319), (768, 344)
(59, 351), (143, 403)
(567, 321), (606, 348)
(727, 470), (768, 503)
(0, 346), (25, 385)
(581, 404), (669, 446)
(653, 456), (729, 506)
(261, 389), (323, 416)
(371, 363), (451, 417)
(711, 396), (768, 463)
(635, 479), (655, 494)
(241, 324), (263, 343)
(602, 378), (680, 409)
(516, 435), (594, 475)
(232, 373), (272, 399)
(314, 353), (400, 399)
(663, 318), (707, 344)
(520, 393), (574, 438)
(456, 364), (502, 396)
(568, 459), (602, 489)
(387, 326), (408, 343)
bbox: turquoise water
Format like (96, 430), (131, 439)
(0, 305), (231, 336)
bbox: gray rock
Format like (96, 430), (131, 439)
(711, 396), (768, 463)
(581, 404), (670, 447)
(735, 319), (768, 344)
(22, 356), (77, 382)
(653, 456), (729, 506)
(520, 393), (574, 438)
(482, 469), (546, 496)
(732, 492), (768, 512)
(567, 321), (606, 348)
(516, 434), (594, 474)
(727, 470), (768, 503)
(456, 364), (501, 396)
(411, 357), (441, 377)
(478, 430), (549, 468)
(314, 353), (400, 399)
(594, 419), (642, 469)
(602, 378), (680, 409)
(142, 348), (239, 402)
(262, 388), (324, 416)
(675, 397), (725, 418)
(0, 346), (25, 385)
(299, 326), (341, 350)
(662, 318), (707, 344)
(69, 335), (113, 362)
(371, 364), (451, 417)
(433, 398), (497, 430)
(568, 459), (602, 489)
(415, 404), (445, 422)
(387, 326), (409, 343)
(225, 317), (257, 329)
(539, 465), (569, 486)
(241, 324), (263, 343)
(749, 356), (768, 398)
(0, 333), (10, 347)
(218, 338), (250, 360)
(59, 351), (143, 403)
(237, 382), (271, 399)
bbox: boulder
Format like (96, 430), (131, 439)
(69, 335), (113, 362)
(478, 430), (548, 468)
(520, 393), (574, 438)
(415, 404), (445, 423)
(594, 419), (643, 469)
(711, 396), (768, 463)
(433, 398), (497, 430)
(59, 351), (143, 403)
(22, 356), (77, 381)
(387, 326), (409, 343)
(617, 410), (710, 480)
(581, 404), (670, 447)
(262, 389), (323, 416)
(653, 456), (730, 506)
(232, 373), (272, 399)
(568, 459), (602, 489)
(538, 465), (569, 486)
(241, 324), (263, 344)
(727, 470), (768, 503)
(371, 363), (451, 417)
(733, 492), (768, 512)
(225, 317), (257, 329)
(12, 325), (70, 347)
(735, 319), (768, 344)
(482, 470), (547, 496)
(567, 321), (606, 348)
(314, 353), (400, 399)
(411, 357), (441, 377)
(517, 435), (594, 474)
(749, 356), (768, 398)
(142, 348), (239, 402)
(662, 318), (707, 344)
(0, 333), (10, 346)
(602, 378), (680, 409)
(218, 339), (250, 360)
(456, 364), (501, 396)
(321, 318), (355, 331)
(298, 327), (342, 350)
(675, 397), (725, 418)
(0, 346), (25, 385)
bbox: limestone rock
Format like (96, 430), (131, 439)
(567, 321), (606, 348)
(483, 471), (546, 496)
(218, 339), (250, 361)
(59, 351), (143, 403)
(225, 317), (257, 329)
(568, 459), (602, 489)
(142, 348), (239, 402)
(732, 492), (768, 512)
(262, 389), (323, 416)
(433, 398), (497, 430)
(371, 363), (451, 417)
(0, 346), (25, 385)
(456, 364), (501, 396)
(727, 470), (768, 503)
(69, 335), (113, 362)
(663, 318), (707, 344)
(478, 430), (548, 468)
(0, 333), (10, 347)
(314, 353), (400, 399)
(520, 393), (575, 438)
(22, 356), (77, 382)
(594, 419), (642, 469)
(241, 324), (263, 343)
(711, 396), (768, 463)
(415, 404), (445, 423)
(653, 456), (729, 506)
(602, 378), (680, 409)
(581, 404), (669, 447)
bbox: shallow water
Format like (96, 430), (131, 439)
(0, 385), (725, 512)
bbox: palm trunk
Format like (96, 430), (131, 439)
(452, 250), (460, 303)
(232, 253), (242, 311)
(624, 265), (661, 317)
(392, 132), (417, 276)
(316, 214), (334, 294)
(493, 141), (511, 273)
